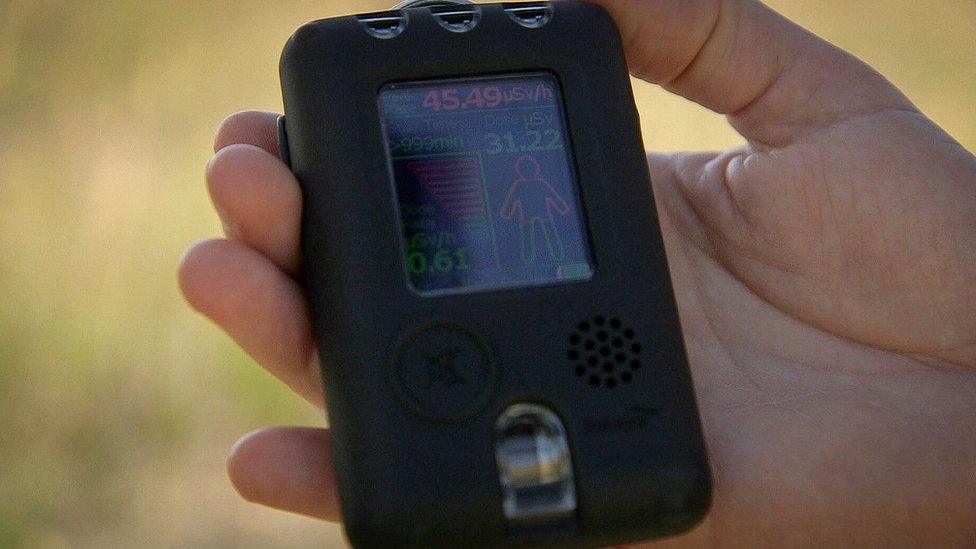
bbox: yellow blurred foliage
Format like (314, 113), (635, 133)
(0, 1), (972, 547)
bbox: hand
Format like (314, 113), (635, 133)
(179, 0), (976, 545)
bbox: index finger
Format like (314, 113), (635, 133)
(214, 110), (283, 157)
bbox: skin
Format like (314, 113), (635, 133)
(178, 0), (976, 546)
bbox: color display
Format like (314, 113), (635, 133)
(379, 73), (593, 293)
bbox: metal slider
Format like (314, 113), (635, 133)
(495, 403), (577, 525)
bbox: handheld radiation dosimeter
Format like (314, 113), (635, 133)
(277, 1), (711, 546)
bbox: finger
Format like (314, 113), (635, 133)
(178, 238), (323, 407)
(206, 143), (302, 277)
(590, 0), (915, 146)
(214, 110), (282, 157)
(227, 427), (340, 521)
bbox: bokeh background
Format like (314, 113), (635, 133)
(0, 0), (973, 547)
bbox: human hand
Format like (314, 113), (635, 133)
(178, 0), (976, 546)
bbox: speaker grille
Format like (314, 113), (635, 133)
(568, 316), (642, 389)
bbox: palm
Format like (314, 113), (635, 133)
(647, 120), (976, 545)
(179, 0), (976, 545)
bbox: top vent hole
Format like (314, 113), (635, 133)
(430, 5), (480, 32)
(358, 12), (407, 38)
(504, 3), (552, 28)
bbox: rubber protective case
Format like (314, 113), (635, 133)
(279, 2), (711, 547)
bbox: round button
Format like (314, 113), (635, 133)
(390, 323), (496, 421)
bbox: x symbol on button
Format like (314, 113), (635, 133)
(420, 347), (465, 389)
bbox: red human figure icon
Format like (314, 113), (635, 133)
(499, 155), (569, 263)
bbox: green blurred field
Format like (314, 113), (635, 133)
(0, 1), (972, 547)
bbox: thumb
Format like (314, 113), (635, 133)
(588, 0), (915, 147)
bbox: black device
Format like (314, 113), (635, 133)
(277, 1), (711, 546)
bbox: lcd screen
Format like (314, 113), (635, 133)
(379, 73), (593, 294)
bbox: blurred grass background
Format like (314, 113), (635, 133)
(0, 0), (972, 547)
